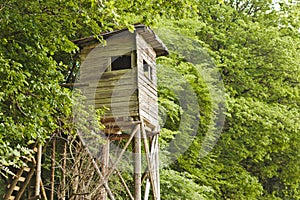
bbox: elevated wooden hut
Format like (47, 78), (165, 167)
(75, 25), (168, 132)
(74, 25), (168, 200)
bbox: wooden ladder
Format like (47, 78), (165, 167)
(3, 145), (46, 200)
(4, 164), (36, 200)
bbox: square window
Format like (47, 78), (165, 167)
(111, 55), (131, 71)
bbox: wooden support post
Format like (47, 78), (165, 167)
(115, 169), (134, 200)
(133, 124), (142, 200)
(90, 158), (115, 200)
(100, 139), (110, 200)
(149, 134), (160, 200)
(61, 141), (67, 200)
(35, 144), (42, 198)
(87, 124), (139, 198)
(40, 180), (48, 200)
(154, 135), (160, 200)
(141, 121), (158, 199)
(50, 137), (56, 200)
(77, 135), (115, 200)
(144, 178), (151, 200)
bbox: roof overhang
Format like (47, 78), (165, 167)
(73, 24), (169, 57)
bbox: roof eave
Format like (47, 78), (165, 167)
(73, 25), (169, 57)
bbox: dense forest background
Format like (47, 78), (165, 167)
(0, 0), (300, 199)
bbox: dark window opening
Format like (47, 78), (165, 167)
(111, 55), (131, 71)
(143, 60), (153, 81)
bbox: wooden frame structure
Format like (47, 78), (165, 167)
(73, 25), (168, 200)
(72, 119), (161, 200)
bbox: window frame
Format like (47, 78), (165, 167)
(106, 51), (136, 72)
(143, 59), (153, 81)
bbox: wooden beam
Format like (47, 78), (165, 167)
(152, 135), (160, 200)
(108, 134), (130, 140)
(35, 144), (42, 198)
(88, 124), (140, 196)
(97, 159), (115, 200)
(100, 139), (110, 200)
(141, 121), (157, 199)
(59, 83), (89, 87)
(50, 137), (56, 200)
(40, 180), (48, 200)
(144, 178), (151, 200)
(156, 139), (160, 200)
(77, 136), (115, 200)
(115, 169), (134, 200)
(133, 124), (142, 200)
(105, 124), (140, 177)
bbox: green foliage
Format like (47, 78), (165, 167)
(1, 0), (300, 199)
(157, 53), (214, 166)
(160, 169), (215, 200)
(193, 1), (300, 198)
(0, 177), (6, 197)
(156, 0), (300, 199)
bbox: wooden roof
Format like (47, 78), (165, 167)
(73, 24), (169, 57)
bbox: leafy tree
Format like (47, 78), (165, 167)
(1, 0), (300, 199)
(156, 0), (300, 199)
(155, 0), (300, 199)
(160, 169), (215, 200)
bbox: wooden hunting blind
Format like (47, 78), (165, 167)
(75, 25), (168, 132)
(74, 25), (168, 200)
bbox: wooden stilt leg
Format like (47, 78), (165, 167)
(78, 135), (115, 200)
(88, 124), (139, 196)
(154, 135), (160, 200)
(61, 142), (67, 200)
(100, 139), (110, 200)
(50, 138), (56, 200)
(35, 144), (42, 198)
(115, 169), (134, 200)
(144, 178), (151, 200)
(40, 180), (48, 200)
(141, 121), (158, 199)
(133, 124), (142, 200)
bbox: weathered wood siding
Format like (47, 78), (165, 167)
(78, 30), (160, 127)
(136, 33), (159, 127)
(79, 31), (139, 119)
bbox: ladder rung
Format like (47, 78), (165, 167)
(13, 186), (20, 191)
(18, 177), (26, 182)
(23, 167), (31, 172)
(33, 147), (38, 152)
(21, 155), (32, 161)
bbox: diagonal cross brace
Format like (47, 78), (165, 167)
(86, 123), (140, 199)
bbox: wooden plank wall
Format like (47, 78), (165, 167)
(79, 31), (140, 119)
(136, 33), (159, 128)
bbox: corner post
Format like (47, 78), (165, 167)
(133, 124), (142, 200)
